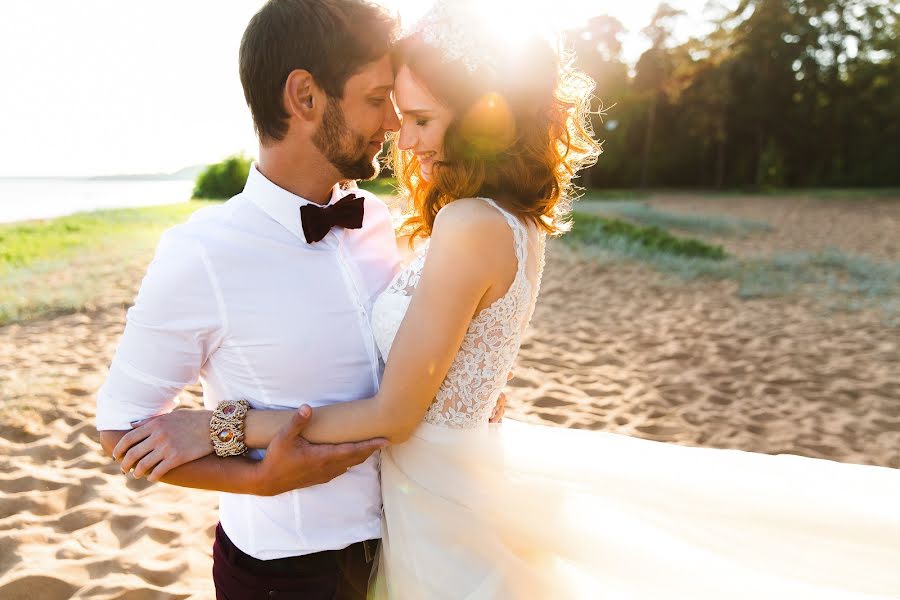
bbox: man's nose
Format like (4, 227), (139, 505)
(383, 99), (401, 132)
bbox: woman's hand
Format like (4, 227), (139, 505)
(114, 409), (214, 481)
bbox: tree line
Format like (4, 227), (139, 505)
(570, 0), (899, 189)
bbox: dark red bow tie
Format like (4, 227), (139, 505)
(300, 193), (365, 243)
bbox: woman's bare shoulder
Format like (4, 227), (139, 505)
(430, 199), (517, 273)
(434, 197), (511, 235)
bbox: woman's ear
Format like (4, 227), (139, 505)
(284, 69), (321, 122)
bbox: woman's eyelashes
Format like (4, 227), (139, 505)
(398, 110), (431, 127)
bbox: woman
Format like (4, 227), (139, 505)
(118, 2), (900, 597)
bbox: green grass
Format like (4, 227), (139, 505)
(0, 202), (213, 326)
(565, 212), (727, 260)
(0, 202), (212, 274)
(583, 201), (771, 236)
(580, 189), (651, 201)
(358, 176), (398, 197)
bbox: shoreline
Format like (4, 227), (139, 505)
(0, 179), (196, 225)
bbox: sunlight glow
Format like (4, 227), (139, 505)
(0, 0), (716, 178)
(381, 0), (705, 41)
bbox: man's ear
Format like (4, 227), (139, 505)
(284, 69), (322, 122)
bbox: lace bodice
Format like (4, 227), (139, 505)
(371, 198), (545, 429)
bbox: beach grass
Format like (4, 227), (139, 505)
(568, 210), (900, 322)
(0, 201), (212, 326)
(566, 211), (728, 260)
(581, 200), (771, 236)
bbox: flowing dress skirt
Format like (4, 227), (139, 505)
(371, 419), (900, 599)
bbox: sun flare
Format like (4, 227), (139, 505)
(381, 0), (665, 37)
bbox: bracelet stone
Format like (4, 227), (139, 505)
(210, 399), (250, 457)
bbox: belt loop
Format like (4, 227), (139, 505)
(363, 540), (375, 564)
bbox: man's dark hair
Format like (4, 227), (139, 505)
(239, 0), (397, 142)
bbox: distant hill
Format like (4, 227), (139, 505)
(169, 164), (206, 180)
(88, 165), (206, 181)
(0, 164), (215, 182)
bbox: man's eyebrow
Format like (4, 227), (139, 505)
(369, 84), (394, 93)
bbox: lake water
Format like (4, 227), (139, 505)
(0, 178), (196, 223)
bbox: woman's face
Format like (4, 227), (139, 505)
(394, 65), (454, 182)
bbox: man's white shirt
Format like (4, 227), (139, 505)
(96, 164), (400, 559)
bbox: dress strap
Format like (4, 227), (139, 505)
(476, 198), (528, 277)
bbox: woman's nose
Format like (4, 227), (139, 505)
(397, 123), (415, 151)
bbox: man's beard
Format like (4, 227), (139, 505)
(312, 97), (380, 180)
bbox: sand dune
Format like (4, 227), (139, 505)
(1, 195), (898, 598)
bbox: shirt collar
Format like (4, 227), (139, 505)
(245, 163), (345, 243)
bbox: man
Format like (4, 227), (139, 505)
(97, 1), (401, 597)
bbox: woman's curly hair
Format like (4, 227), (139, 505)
(390, 30), (601, 241)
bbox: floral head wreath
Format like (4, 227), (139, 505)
(403, 0), (499, 76)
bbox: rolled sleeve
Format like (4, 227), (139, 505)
(95, 228), (225, 430)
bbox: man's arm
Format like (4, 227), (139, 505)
(101, 405), (386, 495)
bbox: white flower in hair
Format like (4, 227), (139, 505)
(405, 0), (498, 75)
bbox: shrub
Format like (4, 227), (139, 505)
(357, 176), (398, 197)
(192, 154), (253, 200)
(588, 201), (771, 235)
(566, 212), (727, 260)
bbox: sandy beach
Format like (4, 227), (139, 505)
(1, 194), (898, 599)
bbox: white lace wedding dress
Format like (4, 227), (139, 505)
(370, 198), (900, 599)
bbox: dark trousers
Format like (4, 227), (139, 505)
(212, 523), (377, 600)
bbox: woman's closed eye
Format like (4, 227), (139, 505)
(415, 118), (430, 127)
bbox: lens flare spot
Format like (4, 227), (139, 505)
(460, 92), (516, 155)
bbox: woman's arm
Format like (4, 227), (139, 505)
(297, 200), (512, 444)
(237, 229), (448, 447)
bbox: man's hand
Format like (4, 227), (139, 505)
(114, 409), (214, 482)
(489, 370), (514, 423)
(489, 392), (506, 423)
(253, 405), (387, 497)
